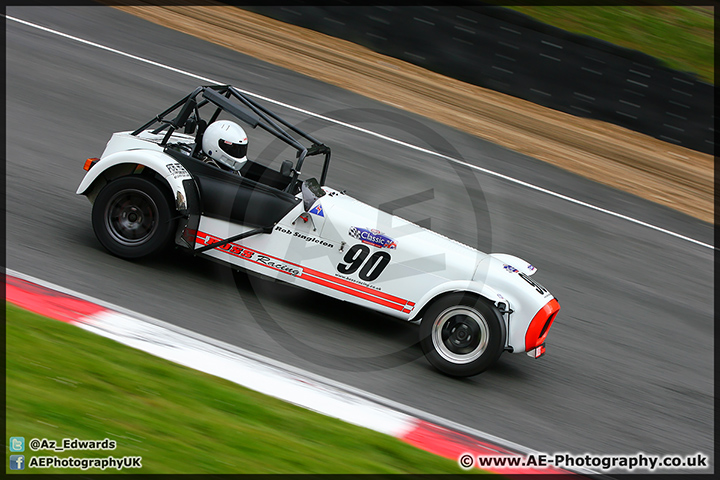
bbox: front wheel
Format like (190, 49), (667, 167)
(91, 176), (177, 259)
(420, 293), (504, 377)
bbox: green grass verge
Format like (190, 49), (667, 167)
(503, 5), (714, 84)
(5, 303), (478, 474)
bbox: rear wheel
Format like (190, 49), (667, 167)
(420, 293), (504, 377)
(92, 176), (176, 259)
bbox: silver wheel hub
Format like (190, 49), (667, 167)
(431, 306), (489, 364)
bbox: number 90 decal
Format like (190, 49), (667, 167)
(337, 244), (391, 281)
(519, 272), (548, 295)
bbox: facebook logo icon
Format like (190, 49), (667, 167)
(9, 455), (25, 470)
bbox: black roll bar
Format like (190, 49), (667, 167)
(130, 85), (332, 192)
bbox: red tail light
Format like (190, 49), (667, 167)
(525, 299), (560, 351)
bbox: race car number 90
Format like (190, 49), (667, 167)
(519, 272), (548, 295)
(337, 244), (391, 282)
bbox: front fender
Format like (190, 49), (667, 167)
(410, 280), (506, 322)
(409, 279), (508, 347)
(409, 279), (505, 318)
(474, 255), (558, 353)
(76, 149), (193, 212)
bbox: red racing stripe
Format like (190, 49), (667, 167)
(300, 271), (405, 312)
(302, 264), (408, 305)
(196, 230), (414, 312)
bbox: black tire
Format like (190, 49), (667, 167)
(419, 293), (504, 377)
(91, 175), (177, 259)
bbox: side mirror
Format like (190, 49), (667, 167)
(280, 160), (293, 177)
(184, 115), (197, 134)
(172, 98), (196, 129)
(301, 178), (326, 212)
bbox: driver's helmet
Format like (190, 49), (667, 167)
(202, 120), (248, 171)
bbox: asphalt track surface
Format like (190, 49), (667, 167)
(6, 6), (714, 471)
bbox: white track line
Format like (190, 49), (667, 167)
(6, 14), (714, 251)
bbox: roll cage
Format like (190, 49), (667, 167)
(131, 85), (331, 194)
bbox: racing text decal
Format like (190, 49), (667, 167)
(195, 232), (302, 276)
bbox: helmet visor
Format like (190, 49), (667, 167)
(218, 139), (248, 159)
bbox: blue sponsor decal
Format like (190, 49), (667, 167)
(309, 204), (324, 217)
(503, 264), (519, 273)
(348, 226), (397, 249)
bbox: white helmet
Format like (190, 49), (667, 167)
(202, 120), (248, 171)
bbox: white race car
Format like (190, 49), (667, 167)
(77, 85), (560, 377)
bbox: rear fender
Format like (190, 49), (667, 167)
(76, 149), (194, 212)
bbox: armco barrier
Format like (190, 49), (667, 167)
(240, 5), (714, 155)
